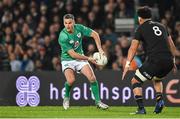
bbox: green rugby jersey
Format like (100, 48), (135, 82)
(58, 24), (93, 61)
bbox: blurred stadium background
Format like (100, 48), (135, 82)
(0, 0), (180, 71)
(0, 0), (180, 118)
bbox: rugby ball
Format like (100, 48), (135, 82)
(93, 52), (108, 66)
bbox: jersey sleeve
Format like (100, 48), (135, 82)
(134, 26), (142, 41)
(58, 32), (73, 52)
(77, 24), (93, 37)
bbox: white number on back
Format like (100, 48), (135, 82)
(152, 26), (162, 36)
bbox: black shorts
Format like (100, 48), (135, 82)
(134, 58), (173, 82)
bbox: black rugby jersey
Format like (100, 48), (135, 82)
(134, 20), (172, 60)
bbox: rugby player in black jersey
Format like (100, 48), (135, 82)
(122, 6), (178, 114)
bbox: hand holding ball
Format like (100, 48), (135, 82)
(93, 52), (108, 66)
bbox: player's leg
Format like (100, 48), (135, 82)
(153, 79), (163, 102)
(152, 59), (173, 114)
(131, 61), (155, 114)
(153, 59), (173, 114)
(63, 68), (76, 110)
(131, 72), (146, 114)
(64, 68), (76, 98)
(153, 79), (164, 114)
(61, 61), (76, 110)
(79, 63), (109, 109)
(80, 64), (99, 102)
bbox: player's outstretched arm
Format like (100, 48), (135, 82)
(126, 40), (140, 63)
(122, 39), (140, 80)
(167, 36), (180, 57)
(67, 49), (97, 64)
(167, 36), (180, 73)
(90, 30), (104, 55)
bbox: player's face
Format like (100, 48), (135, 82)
(64, 19), (74, 33)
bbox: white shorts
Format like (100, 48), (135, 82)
(61, 60), (89, 73)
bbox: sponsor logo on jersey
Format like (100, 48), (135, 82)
(143, 72), (152, 79)
(77, 33), (81, 38)
(69, 40), (74, 44)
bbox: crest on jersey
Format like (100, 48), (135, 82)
(77, 33), (81, 38)
(69, 40), (74, 44)
(74, 41), (79, 49)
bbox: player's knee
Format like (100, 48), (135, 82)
(153, 76), (162, 83)
(131, 78), (140, 84)
(88, 75), (96, 82)
(131, 78), (143, 90)
(67, 79), (75, 86)
(154, 80), (162, 83)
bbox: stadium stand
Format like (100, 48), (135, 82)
(0, 0), (180, 71)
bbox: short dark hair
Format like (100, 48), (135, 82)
(63, 14), (74, 20)
(137, 6), (152, 19)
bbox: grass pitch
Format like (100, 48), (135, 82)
(0, 106), (180, 118)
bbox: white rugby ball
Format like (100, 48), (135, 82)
(93, 52), (108, 66)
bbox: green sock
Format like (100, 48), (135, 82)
(90, 81), (100, 104)
(64, 82), (72, 98)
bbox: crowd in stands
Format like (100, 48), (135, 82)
(0, 0), (180, 71)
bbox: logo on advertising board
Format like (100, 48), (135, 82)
(166, 79), (180, 103)
(11, 71), (180, 106)
(16, 76), (40, 107)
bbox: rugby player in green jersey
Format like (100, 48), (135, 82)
(58, 14), (109, 110)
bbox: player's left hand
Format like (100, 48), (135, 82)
(122, 61), (130, 80)
(173, 63), (177, 74)
(88, 57), (97, 65)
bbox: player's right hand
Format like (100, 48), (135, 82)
(173, 57), (177, 74)
(173, 63), (177, 74)
(122, 67), (129, 80)
(98, 48), (105, 56)
(122, 61), (131, 80)
(88, 57), (97, 65)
